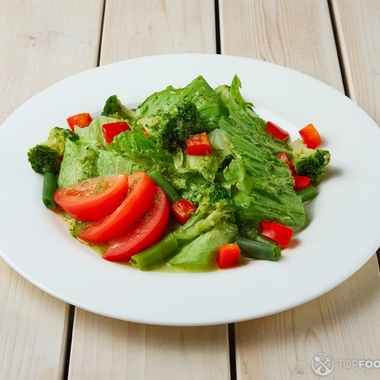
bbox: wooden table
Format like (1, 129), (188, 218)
(1, 1), (380, 379)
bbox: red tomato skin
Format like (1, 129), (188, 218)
(267, 121), (289, 140)
(54, 173), (129, 222)
(299, 123), (321, 149)
(186, 132), (213, 155)
(104, 187), (170, 262)
(171, 199), (197, 224)
(67, 113), (93, 131)
(216, 242), (241, 269)
(102, 121), (131, 143)
(77, 172), (157, 243)
(258, 221), (293, 247)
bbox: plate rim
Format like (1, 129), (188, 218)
(1, 53), (380, 326)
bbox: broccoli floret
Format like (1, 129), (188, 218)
(101, 95), (135, 122)
(150, 101), (201, 152)
(28, 144), (61, 174)
(291, 139), (331, 182)
(183, 181), (232, 208)
(28, 127), (78, 175)
(45, 126), (79, 156)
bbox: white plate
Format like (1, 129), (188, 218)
(1, 54), (380, 326)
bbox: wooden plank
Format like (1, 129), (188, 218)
(219, 0), (343, 90)
(219, 0), (380, 379)
(235, 256), (380, 380)
(0, 259), (70, 380)
(332, 0), (380, 268)
(0, 0), (104, 124)
(331, 0), (380, 123)
(100, 0), (217, 64)
(69, 308), (229, 380)
(0, 0), (104, 379)
(68, 1), (230, 379)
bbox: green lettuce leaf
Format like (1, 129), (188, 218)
(74, 116), (120, 147)
(134, 75), (228, 133)
(58, 139), (99, 187)
(168, 222), (238, 270)
(58, 116), (138, 187)
(57, 138), (136, 188)
(173, 148), (224, 182)
(216, 76), (305, 227)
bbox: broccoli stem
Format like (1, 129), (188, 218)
(296, 185), (318, 203)
(131, 233), (178, 270)
(236, 236), (281, 261)
(42, 172), (58, 209)
(148, 170), (181, 203)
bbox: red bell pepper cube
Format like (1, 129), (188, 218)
(276, 153), (311, 190)
(258, 221), (294, 247)
(216, 242), (241, 269)
(171, 199), (197, 224)
(276, 152), (295, 173)
(186, 132), (212, 155)
(267, 121), (289, 141)
(66, 113), (93, 131)
(293, 174), (312, 190)
(102, 121), (131, 143)
(299, 123), (321, 149)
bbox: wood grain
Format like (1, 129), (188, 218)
(67, 1), (230, 379)
(235, 256), (380, 380)
(0, 0), (104, 124)
(219, 0), (380, 379)
(100, 0), (216, 64)
(0, 0), (104, 378)
(331, 0), (380, 123)
(2, 0), (380, 378)
(69, 308), (229, 380)
(0, 259), (70, 380)
(219, 0), (343, 90)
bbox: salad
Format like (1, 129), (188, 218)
(27, 75), (331, 271)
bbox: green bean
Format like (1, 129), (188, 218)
(148, 170), (181, 204)
(236, 236), (281, 261)
(42, 172), (58, 209)
(131, 233), (178, 270)
(297, 185), (318, 203)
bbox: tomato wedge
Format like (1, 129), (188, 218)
(66, 113), (93, 131)
(104, 187), (170, 262)
(77, 171), (157, 243)
(54, 173), (129, 222)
